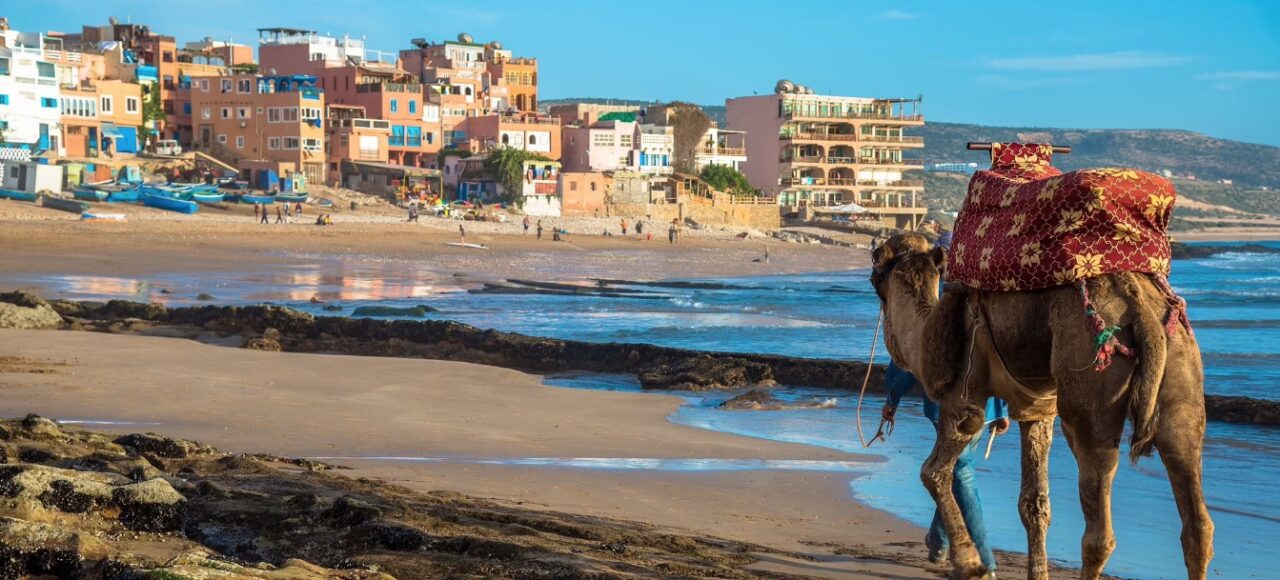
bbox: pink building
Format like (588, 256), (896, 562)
(562, 120), (636, 172)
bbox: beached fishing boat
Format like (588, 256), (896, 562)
(41, 195), (89, 214)
(315, 197), (333, 208)
(0, 189), (40, 202)
(239, 194), (274, 204)
(106, 188), (139, 203)
(142, 193), (199, 214)
(72, 186), (110, 201)
(191, 192), (225, 205)
(273, 193), (308, 203)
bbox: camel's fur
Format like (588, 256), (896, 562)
(871, 233), (1213, 580)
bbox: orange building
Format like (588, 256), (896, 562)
(58, 80), (143, 158)
(559, 172), (609, 215)
(488, 56), (536, 112)
(189, 74), (327, 185)
(325, 104), (390, 185)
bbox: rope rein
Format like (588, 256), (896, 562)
(855, 309), (892, 448)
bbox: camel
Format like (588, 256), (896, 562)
(870, 233), (1213, 580)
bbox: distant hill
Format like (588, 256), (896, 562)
(542, 97), (1280, 209)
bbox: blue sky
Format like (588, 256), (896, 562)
(14, 0), (1280, 145)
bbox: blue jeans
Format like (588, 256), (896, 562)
(926, 422), (996, 571)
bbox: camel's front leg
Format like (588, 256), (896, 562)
(922, 410), (987, 580)
(1019, 418), (1054, 580)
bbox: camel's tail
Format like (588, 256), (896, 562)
(1128, 293), (1168, 462)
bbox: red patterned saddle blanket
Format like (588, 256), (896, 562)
(947, 143), (1176, 291)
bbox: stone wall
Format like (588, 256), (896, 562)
(605, 196), (780, 231)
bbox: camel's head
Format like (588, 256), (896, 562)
(870, 233), (946, 303)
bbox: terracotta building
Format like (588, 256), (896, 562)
(189, 74), (327, 184)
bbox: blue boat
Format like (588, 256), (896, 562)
(0, 189), (39, 202)
(192, 192), (225, 205)
(142, 193), (199, 214)
(274, 193), (308, 203)
(239, 194), (275, 204)
(72, 187), (110, 201)
(42, 195), (89, 214)
(106, 188), (139, 203)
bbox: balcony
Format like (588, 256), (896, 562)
(779, 177), (853, 188)
(783, 109), (924, 123)
(356, 82), (423, 94)
(700, 146), (746, 157)
(860, 135), (925, 145)
(861, 157), (924, 168)
(781, 155), (824, 164)
(857, 179), (924, 189)
(781, 131), (858, 142)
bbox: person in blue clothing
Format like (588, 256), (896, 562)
(878, 224), (1008, 575)
(882, 363), (1008, 573)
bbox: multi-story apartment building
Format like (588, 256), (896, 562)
(726, 82), (926, 229)
(401, 34), (538, 126)
(549, 103), (640, 127)
(0, 23), (62, 154)
(58, 79), (142, 157)
(636, 124), (674, 175)
(183, 37), (254, 68)
(189, 73), (327, 184)
(260, 28), (441, 169)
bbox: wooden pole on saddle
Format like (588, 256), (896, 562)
(966, 142), (1072, 154)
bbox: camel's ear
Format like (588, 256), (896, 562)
(930, 246), (947, 274)
(872, 243), (895, 268)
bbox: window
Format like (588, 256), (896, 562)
(528, 134), (537, 145)
(390, 125), (405, 146)
(0, 57), (9, 76)
(126, 97), (139, 114)
(592, 133), (613, 147)
(301, 107), (321, 120)
(101, 96), (113, 113)
(268, 137), (281, 150)
(163, 51), (174, 63)
(221, 107), (232, 119)
(220, 79), (232, 92)
(199, 79), (210, 92)
(0, 95), (8, 105)
(425, 131), (434, 145)
(238, 79), (251, 93)
(390, 99), (398, 113)
(619, 134), (632, 147)
(201, 106), (212, 120)
(183, 102), (191, 114)
(407, 126), (422, 147)
(268, 107), (281, 123)
(41, 97), (58, 108)
(238, 107), (250, 119)
(217, 134), (228, 144)
(408, 100), (416, 114)
(590, 181), (597, 192)
(37, 62), (55, 78)
(570, 181), (578, 191)
(303, 138), (322, 151)
(283, 107), (299, 122)
(235, 135), (245, 149)
(283, 137), (300, 149)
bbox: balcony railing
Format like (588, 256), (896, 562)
(700, 146), (746, 157)
(781, 155), (824, 164)
(781, 132), (858, 142)
(389, 135), (405, 146)
(861, 135), (925, 144)
(857, 179), (924, 188)
(783, 109), (924, 122)
(497, 114), (558, 125)
(861, 157), (924, 167)
(356, 82), (422, 94)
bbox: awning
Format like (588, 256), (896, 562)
(100, 123), (123, 138)
(825, 203), (870, 214)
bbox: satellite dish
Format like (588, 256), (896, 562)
(458, 32), (473, 44)
(410, 38), (427, 48)
(108, 16), (119, 25)
(793, 84), (808, 95)
(775, 79), (794, 94)
(489, 41), (502, 50)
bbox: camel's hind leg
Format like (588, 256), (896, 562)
(1155, 333), (1214, 580)
(1019, 418), (1054, 580)
(922, 401), (988, 580)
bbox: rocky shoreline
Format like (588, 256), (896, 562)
(1170, 241), (1280, 259)
(0, 415), (827, 579)
(3, 291), (1277, 428)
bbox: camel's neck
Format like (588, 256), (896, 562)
(882, 279), (947, 388)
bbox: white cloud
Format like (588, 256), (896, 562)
(1195, 71), (1280, 81)
(880, 10), (923, 20)
(985, 51), (1190, 71)
(975, 75), (1078, 90)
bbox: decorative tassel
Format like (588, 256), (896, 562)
(1078, 279), (1136, 371)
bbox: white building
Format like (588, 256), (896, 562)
(0, 27), (63, 153)
(636, 124), (673, 175)
(694, 126), (747, 173)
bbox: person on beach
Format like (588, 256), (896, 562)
(253, 204), (260, 221)
(621, 218), (628, 236)
(275, 206), (284, 224)
(459, 224), (466, 244)
(882, 362), (1008, 574)
(284, 204), (292, 223)
(636, 221), (644, 236)
(668, 222), (676, 244)
(536, 219), (544, 240)
(294, 202), (303, 217)
(523, 215), (531, 235)
(259, 205), (269, 224)
(407, 205), (419, 223)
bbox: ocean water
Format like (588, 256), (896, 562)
(16, 241), (1280, 579)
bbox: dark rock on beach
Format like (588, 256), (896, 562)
(0, 415), (803, 579)
(719, 389), (839, 411)
(638, 355), (776, 390)
(350, 304), (438, 318)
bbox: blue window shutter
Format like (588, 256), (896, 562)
(640, 152), (647, 166)
(390, 99), (398, 113)
(409, 100), (416, 114)
(0, 94), (8, 105)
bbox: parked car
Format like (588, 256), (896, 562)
(154, 140), (183, 156)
